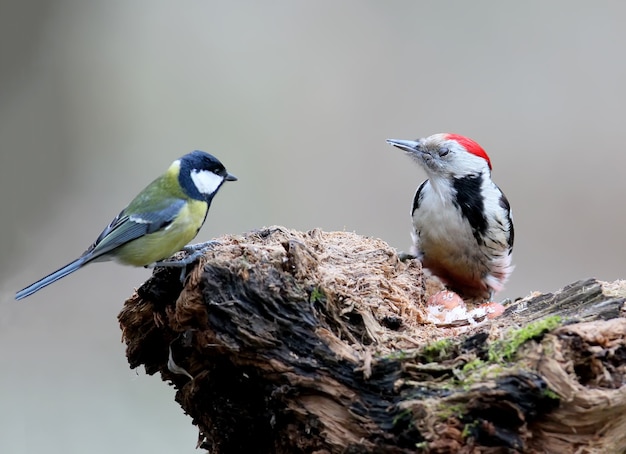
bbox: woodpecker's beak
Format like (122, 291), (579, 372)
(386, 139), (420, 153)
(225, 173), (238, 182)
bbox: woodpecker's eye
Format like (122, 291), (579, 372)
(439, 147), (450, 157)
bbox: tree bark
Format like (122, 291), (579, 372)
(118, 227), (626, 453)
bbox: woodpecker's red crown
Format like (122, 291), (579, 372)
(444, 133), (491, 170)
(387, 133), (493, 180)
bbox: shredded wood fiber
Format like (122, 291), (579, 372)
(118, 226), (626, 454)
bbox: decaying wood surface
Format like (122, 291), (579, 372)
(118, 226), (626, 453)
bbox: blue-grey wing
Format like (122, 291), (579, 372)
(85, 198), (186, 260)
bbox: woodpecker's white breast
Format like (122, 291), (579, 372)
(412, 172), (513, 298)
(411, 178), (478, 263)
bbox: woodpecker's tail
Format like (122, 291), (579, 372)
(15, 256), (90, 300)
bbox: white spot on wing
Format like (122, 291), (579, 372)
(191, 170), (223, 195)
(129, 214), (151, 223)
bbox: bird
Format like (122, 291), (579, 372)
(387, 133), (514, 300)
(15, 150), (237, 300)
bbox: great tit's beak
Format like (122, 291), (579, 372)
(225, 172), (238, 182)
(386, 138), (420, 153)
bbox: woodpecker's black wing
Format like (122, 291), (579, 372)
(498, 189), (514, 251)
(452, 174), (488, 244)
(411, 180), (429, 214)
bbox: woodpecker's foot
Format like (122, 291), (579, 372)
(398, 251), (418, 262)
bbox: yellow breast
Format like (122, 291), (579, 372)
(113, 200), (208, 266)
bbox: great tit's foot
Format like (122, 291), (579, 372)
(153, 241), (219, 268)
(398, 251), (417, 262)
(153, 251), (203, 268)
(182, 240), (220, 253)
(151, 241), (220, 282)
(152, 252), (203, 282)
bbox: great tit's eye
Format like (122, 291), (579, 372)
(439, 147), (450, 157)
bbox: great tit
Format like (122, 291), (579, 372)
(15, 150), (237, 300)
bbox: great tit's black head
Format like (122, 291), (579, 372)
(178, 150), (237, 201)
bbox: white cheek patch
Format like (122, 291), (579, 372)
(190, 170), (223, 195)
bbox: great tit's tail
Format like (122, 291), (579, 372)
(15, 256), (90, 300)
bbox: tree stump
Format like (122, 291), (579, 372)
(118, 226), (626, 453)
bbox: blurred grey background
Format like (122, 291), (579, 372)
(1, 1), (625, 453)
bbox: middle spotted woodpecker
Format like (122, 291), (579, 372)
(387, 133), (514, 300)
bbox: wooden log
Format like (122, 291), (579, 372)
(118, 227), (626, 453)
